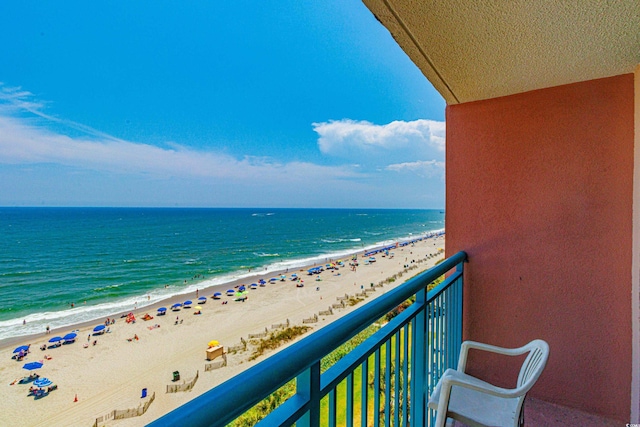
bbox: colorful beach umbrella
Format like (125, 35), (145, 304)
(33, 377), (52, 388)
(23, 361), (43, 371)
(13, 345), (29, 354)
(208, 340), (219, 347)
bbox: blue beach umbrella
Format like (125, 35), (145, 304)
(33, 377), (52, 388)
(183, 300), (192, 305)
(13, 345), (29, 354)
(93, 324), (106, 333)
(269, 277), (278, 282)
(238, 286), (246, 292)
(226, 289), (235, 296)
(23, 361), (43, 371)
(63, 333), (77, 341)
(171, 303), (182, 310)
(197, 296), (207, 303)
(212, 292), (222, 298)
(259, 279), (266, 284)
(48, 336), (62, 344)
(157, 307), (167, 312)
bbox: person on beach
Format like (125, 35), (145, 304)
(45, 325), (50, 334)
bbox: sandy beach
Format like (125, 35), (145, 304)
(0, 235), (444, 426)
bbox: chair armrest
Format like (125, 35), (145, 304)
(457, 340), (536, 373)
(441, 369), (524, 399)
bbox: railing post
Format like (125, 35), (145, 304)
(412, 287), (427, 427)
(296, 362), (321, 427)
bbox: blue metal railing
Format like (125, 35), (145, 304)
(148, 251), (466, 427)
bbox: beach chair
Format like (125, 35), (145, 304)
(428, 339), (549, 427)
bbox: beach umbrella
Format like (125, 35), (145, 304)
(208, 340), (219, 347)
(259, 279), (266, 284)
(238, 286), (246, 292)
(212, 292), (222, 299)
(33, 377), (52, 388)
(183, 300), (192, 306)
(171, 303), (182, 309)
(13, 345), (29, 354)
(63, 333), (77, 341)
(48, 336), (62, 343)
(23, 361), (43, 371)
(197, 296), (207, 302)
(157, 307), (167, 312)
(93, 324), (106, 333)
(269, 278), (277, 282)
(194, 305), (202, 311)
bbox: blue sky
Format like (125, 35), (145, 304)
(0, 1), (446, 208)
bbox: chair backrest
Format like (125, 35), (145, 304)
(517, 339), (549, 391)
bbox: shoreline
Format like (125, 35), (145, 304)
(0, 235), (444, 427)
(0, 231), (442, 349)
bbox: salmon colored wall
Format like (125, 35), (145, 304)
(446, 74), (634, 421)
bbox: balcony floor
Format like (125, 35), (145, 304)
(451, 397), (623, 426)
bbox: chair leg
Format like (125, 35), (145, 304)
(518, 400), (525, 427)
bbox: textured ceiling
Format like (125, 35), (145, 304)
(363, 0), (640, 104)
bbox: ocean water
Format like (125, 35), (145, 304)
(0, 207), (444, 341)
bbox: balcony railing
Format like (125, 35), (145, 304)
(148, 251), (467, 427)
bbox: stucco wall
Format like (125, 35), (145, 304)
(446, 74), (634, 421)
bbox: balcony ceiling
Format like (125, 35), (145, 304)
(362, 0), (640, 104)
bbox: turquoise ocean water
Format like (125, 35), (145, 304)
(0, 208), (444, 341)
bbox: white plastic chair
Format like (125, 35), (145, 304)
(428, 339), (549, 427)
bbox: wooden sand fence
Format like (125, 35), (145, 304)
(318, 307), (333, 316)
(302, 314), (318, 324)
(228, 337), (247, 353)
(271, 318), (290, 330)
(166, 371), (199, 393)
(248, 327), (269, 340)
(204, 354), (228, 371)
(93, 391), (155, 427)
(331, 301), (346, 309)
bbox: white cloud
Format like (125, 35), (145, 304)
(386, 160), (444, 178)
(0, 114), (361, 186)
(0, 87), (444, 207)
(312, 118), (445, 165)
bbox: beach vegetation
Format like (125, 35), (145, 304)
(347, 296), (364, 306)
(248, 325), (311, 361)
